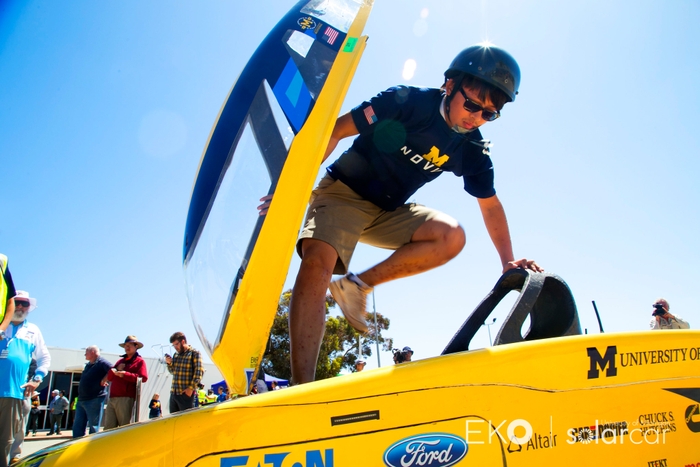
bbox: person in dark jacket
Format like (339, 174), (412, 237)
(47, 390), (69, 435)
(72, 345), (112, 437)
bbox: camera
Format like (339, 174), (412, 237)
(652, 304), (666, 317)
(392, 348), (409, 364)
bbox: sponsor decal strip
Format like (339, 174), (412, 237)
(587, 345), (700, 379)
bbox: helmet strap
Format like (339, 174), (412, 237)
(442, 75), (474, 134)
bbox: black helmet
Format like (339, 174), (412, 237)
(444, 44), (520, 102)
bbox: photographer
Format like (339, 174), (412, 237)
(649, 299), (690, 330)
(393, 346), (414, 364)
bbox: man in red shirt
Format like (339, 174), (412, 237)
(102, 336), (148, 429)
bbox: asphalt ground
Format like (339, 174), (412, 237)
(12, 430), (74, 463)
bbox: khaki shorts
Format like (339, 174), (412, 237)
(297, 174), (443, 275)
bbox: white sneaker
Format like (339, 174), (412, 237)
(329, 273), (372, 333)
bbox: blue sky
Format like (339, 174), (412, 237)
(2, 0), (699, 370)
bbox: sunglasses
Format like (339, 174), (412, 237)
(14, 300), (30, 307)
(458, 87), (500, 121)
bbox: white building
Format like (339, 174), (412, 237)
(37, 346), (223, 431)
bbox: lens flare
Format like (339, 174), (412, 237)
(477, 40), (496, 48)
(413, 19), (428, 37)
(414, 8), (429, 37)
(402, 59), (417, 80)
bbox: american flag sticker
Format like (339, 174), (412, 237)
(364, 105), (377, 125)
(322, 26), (339, 45)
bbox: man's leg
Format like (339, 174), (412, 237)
(9, 397), (29, 459)
(0, 397), (22, 467)
(55, 413), (63, 434)
(85, 396), (105, 434)
(289, 239), (339, 385)
(102, 400), (117, 430)
(169, 393), (181, 414)
(0, 398), (23, 467)
(72, 402), (87, 438)
(47, 414), (57, 435)
(114, 398), (134, 427)
(358, 215), (465, 287)
(181, 392), (195, 410)
(27, 412), (37, 435)
(329, 211), (465, 334)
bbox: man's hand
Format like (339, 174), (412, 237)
(656, 312), (676, 323)
(164, 355), (172, 365)
(503, 258), (543, 274)
(20, 380), (40, 398)
(183, 387), (194, 397)
(258, 194), (273, 216)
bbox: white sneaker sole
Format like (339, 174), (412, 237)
(329, 277), (369, 333)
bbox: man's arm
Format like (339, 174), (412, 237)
(322, 112), (359, 163)
(258, 113), (360, 216)
(119, 358), (148, 383)
(105, 360), (120, 382)
(32, 330), (51, 378)
(165, 354), (175, 374)
(137, 357), (148, 383)
(23, 327), (51, 396)
(477, 195), (542, 273)
(190, 351), (204, 390)
(665, 314), (690, 329)
(674, 316), (690, 329)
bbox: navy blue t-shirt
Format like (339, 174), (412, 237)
(327, 86), (496, 211)
(78, 356), (112, 401)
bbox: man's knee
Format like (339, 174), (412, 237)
(443, 224), (466, 257)
(413, 219), (465, 258)
(298, 240), (338, 275)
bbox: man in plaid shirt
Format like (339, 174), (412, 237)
(165, 332), (204, 413)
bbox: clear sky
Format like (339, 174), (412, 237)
(2, 0), (699, 371)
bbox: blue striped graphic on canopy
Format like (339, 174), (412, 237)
(273, 58), (312, 133)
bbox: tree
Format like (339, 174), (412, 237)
(262, 289), (393, 381)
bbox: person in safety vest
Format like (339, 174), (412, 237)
(0, 254), (17, 339)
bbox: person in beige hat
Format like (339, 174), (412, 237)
(102, 336), (148, 429)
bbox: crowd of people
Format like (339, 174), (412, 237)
(1, 236), (694, 464)
(0, 252), (223, 465)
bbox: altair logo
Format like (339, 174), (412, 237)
(383, 433), (467, 467)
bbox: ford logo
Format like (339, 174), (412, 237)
(384, 433), (468, 467)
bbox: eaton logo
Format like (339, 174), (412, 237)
(384, 433), (467, 467)
(221, 449), (332, 467)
